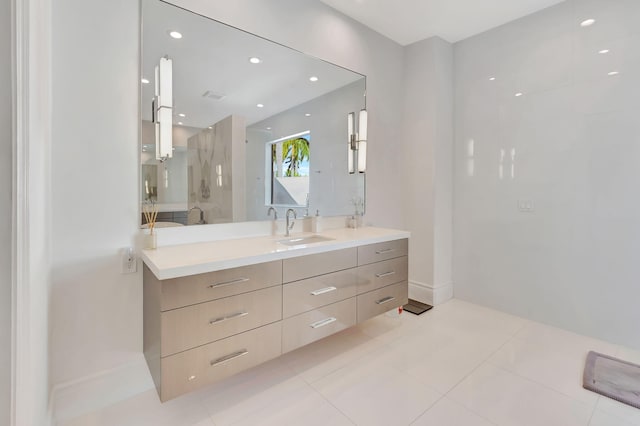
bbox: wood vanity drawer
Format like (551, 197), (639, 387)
(283, 248), (357, 283)
(160, 261), (282, 311)
(357, 282), (408, 323)
(282, 297), (356, 353)
(356, 256), (408, 294)
(161, 286), (282, 357)
(358, 239), (408, 266)
(160, 322), (281, 401)
(283, 269), (357, 318)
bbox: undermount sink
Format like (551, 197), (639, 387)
(277, 235), (335, 246)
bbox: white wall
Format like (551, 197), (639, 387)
(141, 121), (199, 206)
(1, 0), (11, 422)
(247, 80), (366, 220)
(453, 0), (640, 349)
(51, 0), (141, 385)
(49, 0), (405, 392)
(17, 0), (54, 423)
(168, 0), (406, 228)
(401, 37), (454, 304)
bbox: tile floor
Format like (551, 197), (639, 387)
(58, 299), (640, 426)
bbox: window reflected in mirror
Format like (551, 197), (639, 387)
(268, 132), (310, 207)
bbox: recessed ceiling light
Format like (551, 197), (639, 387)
(178, 121), (183, 125)
(608, 71), (620, 76)
(168, 30), (183, 39)
(515, 92), (523, 97)
(249, 57), (261, 64)
(599, 49), (610, 54)
(257, 104), (264, 108)
(208, 126), (212, 129)
(489, 77), (496, 81)
(309, 76), (319, 82)
(266, 127), (272, 130)
(305, 113), (311, 117)
(178, 113), (185, 117)
(141, 78), (149, 84)
(580, 19), (596, 27)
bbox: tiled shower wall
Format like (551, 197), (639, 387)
(453, 0), (640, 348)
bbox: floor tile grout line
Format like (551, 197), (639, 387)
(388, 310), (525, 425)
(586, 396), (600, 426)
(438, 324), (524, 425)
(305, 316), (494, 425)
(480, 322), (624, 408)
(478, 318), (608, 407)
(489, 362), (598, 410)
(305, 375), (358, 426)
(443, 322), (522, 397)
(298, 338), (394, 387)
(487, 356), (601, 406)
(197, 364), (310, 425)
(407, 393), (447, 426)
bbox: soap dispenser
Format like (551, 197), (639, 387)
(312, 210), (322, 233)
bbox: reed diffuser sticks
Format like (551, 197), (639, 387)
(143, 201), (159, 234)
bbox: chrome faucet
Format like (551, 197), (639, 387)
(285, 208), (297, 237)
(267, 206), (278, 220)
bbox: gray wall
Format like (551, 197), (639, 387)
(0, 0), (12, 422)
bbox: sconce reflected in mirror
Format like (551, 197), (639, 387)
(153, 56), (173, 161)
(347, 109), (367, 174)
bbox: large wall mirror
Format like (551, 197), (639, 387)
(140, 0), (366, 227)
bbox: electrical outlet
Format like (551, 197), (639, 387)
(122, 247), (137, 274)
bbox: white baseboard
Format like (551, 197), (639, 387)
(409, 280), (453, 306)
(51, 355), (154, 425)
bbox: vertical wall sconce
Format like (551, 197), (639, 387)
(357, 109), (367, 173)
(216, 164), (223, 187)
(347, 109), (368, 174)
(153, 56), (173, 161)
(348, 112), (355, 173)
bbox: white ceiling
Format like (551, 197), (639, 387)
(319, 0), (566, 45)
(142, 0), (363, 129)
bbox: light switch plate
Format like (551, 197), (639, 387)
(518, 199), (535, 213)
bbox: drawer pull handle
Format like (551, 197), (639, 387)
(376, 296), (396, 305)
(210, 349), (249, 367)
(310, 317), (337, 329)
(375, 248), (395, 255)
(310, 286), (337, 296)
(209, 311), (249, 325)
(208, 277), (249, 289)
(375, 271), (396, 278)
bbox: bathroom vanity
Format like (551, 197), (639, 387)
(141, 227), (409, 401)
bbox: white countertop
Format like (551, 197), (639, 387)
(141, 226), (410, 280)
